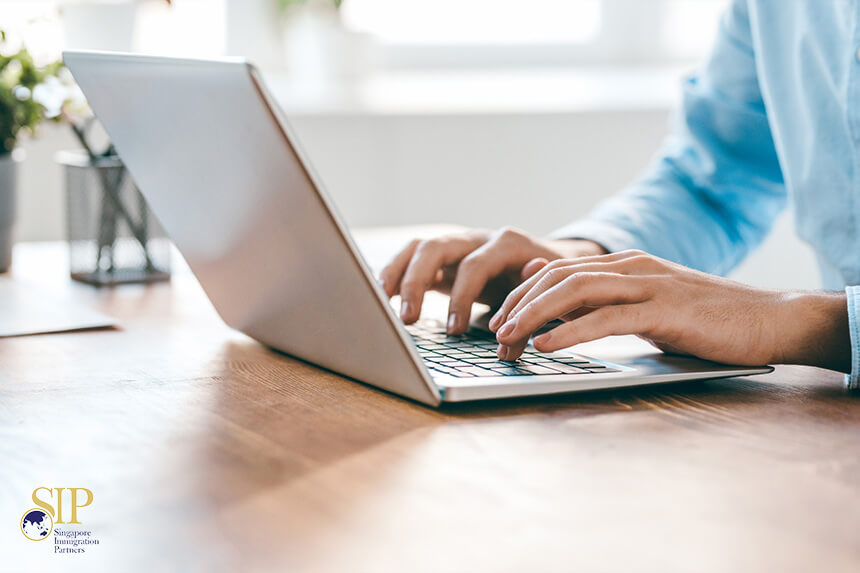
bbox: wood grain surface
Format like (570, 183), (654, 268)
(1, 233), (859, 573)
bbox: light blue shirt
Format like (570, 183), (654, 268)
(555, 0), (860, 388)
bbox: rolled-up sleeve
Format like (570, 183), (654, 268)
(553, 0), (786, 276)
(846, 286), (860, 389)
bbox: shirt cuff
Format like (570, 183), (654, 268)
(846, 286), (860, 390)
(548, 219), (643, 254)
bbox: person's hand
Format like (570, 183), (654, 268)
(489, 249), (851, 371)
(378, 227), (606, 334)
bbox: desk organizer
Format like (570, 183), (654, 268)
(58, 150), (170, 286)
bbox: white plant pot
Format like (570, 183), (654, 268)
(59, 0), (138, 52)
(0, 150), (23, 273)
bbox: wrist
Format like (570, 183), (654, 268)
(773, 291), (851, 372)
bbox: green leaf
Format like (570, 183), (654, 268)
(0, 29), (67, 150)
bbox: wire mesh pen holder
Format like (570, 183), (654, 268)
(58, 150), (170, 285)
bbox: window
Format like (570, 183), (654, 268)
(0, 0), (729, 72)
(0, 0), (224, 62)
(341, 0), (602, 45)
(661, 0), (726, 60)
(342, 0), (728, 68)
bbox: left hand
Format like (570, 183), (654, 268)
(488, 249), (850, 371)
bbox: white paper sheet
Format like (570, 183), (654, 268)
(0, 277), (117, 337)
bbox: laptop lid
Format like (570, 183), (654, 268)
(64, 51), (441, 406)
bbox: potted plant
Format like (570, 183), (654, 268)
(0, 31), (65, 272)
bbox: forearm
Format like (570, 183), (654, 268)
(775, 291), (851, 373)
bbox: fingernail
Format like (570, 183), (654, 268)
(534, 332), (551, 346)
(488, 311), (502, 331)
(447, 313), (458, 334)
(497, 319), (517, 340)
(400, 300), (412, 320)
(497, 344), (508, 361)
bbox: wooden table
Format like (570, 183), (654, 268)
(2, 231), (859, 573)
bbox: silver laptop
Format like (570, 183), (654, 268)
(64, 52), (772, 407)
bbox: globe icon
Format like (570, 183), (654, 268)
(20, 508), (53, 541)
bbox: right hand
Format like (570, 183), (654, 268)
(377, 227), (606, 334)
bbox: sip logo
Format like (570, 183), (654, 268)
(20, 488), (94, 542)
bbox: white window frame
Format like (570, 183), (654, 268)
(363, 0), (721, 70)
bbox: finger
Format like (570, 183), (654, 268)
(491, 250), (662, 329)
(399, 237), (482, 323)
(490, 250), (656, 331)
(446, 241), (516, 334)
(521, 257), (549, 281)
(378, 239), (419, 297)
(532, 303), (655, 352)
(484, 255), (550, 332)
(495, 273), (652, 346)
(489, 252), (636, 330)
(497, 339), (529, 362)
(507, 263), (643, 323)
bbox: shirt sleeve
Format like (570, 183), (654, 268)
(553, 0), (786, 276)
(846, 286), (860, 390)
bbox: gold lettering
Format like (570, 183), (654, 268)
(55, 487), (65, 523)
(31, 487), (55, 519)
(69, 488), (93, 524)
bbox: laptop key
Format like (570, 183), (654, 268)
(454, 366), (494, 377)
(548, 364), (589, 374)
(413, 320), (615, 378)
(469, 351), (501, 358)
(527, 357), (562, 365)
(447, 352), (475, 359)
(515, 364), (562, 375)
(552, 357), (591, 364)
(489, 366), (529, 376)
(429, 366), (472, 378)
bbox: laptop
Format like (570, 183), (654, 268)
(63, 52), (773, 407)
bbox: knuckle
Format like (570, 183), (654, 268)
(399, 279), (423, 293)
(543, 267), (570, 286)
(627, 254), (652, 263)
(620, 249), (647, 257)
(414, 239), (439, 256)
(638, 275), (658, 294)
(498, 295), (515, 312)
(562, 271), (589, 287)
(545, 258), (574, 270)
(622, 253), (656, 269)
(519, 301), (539, 319)
(495, 226), (525, 242)
(458, 253), (483, 271)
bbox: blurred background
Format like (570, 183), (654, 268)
(1, 0), (819, 288)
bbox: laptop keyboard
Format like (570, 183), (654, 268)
(405, 319), (620, 378)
